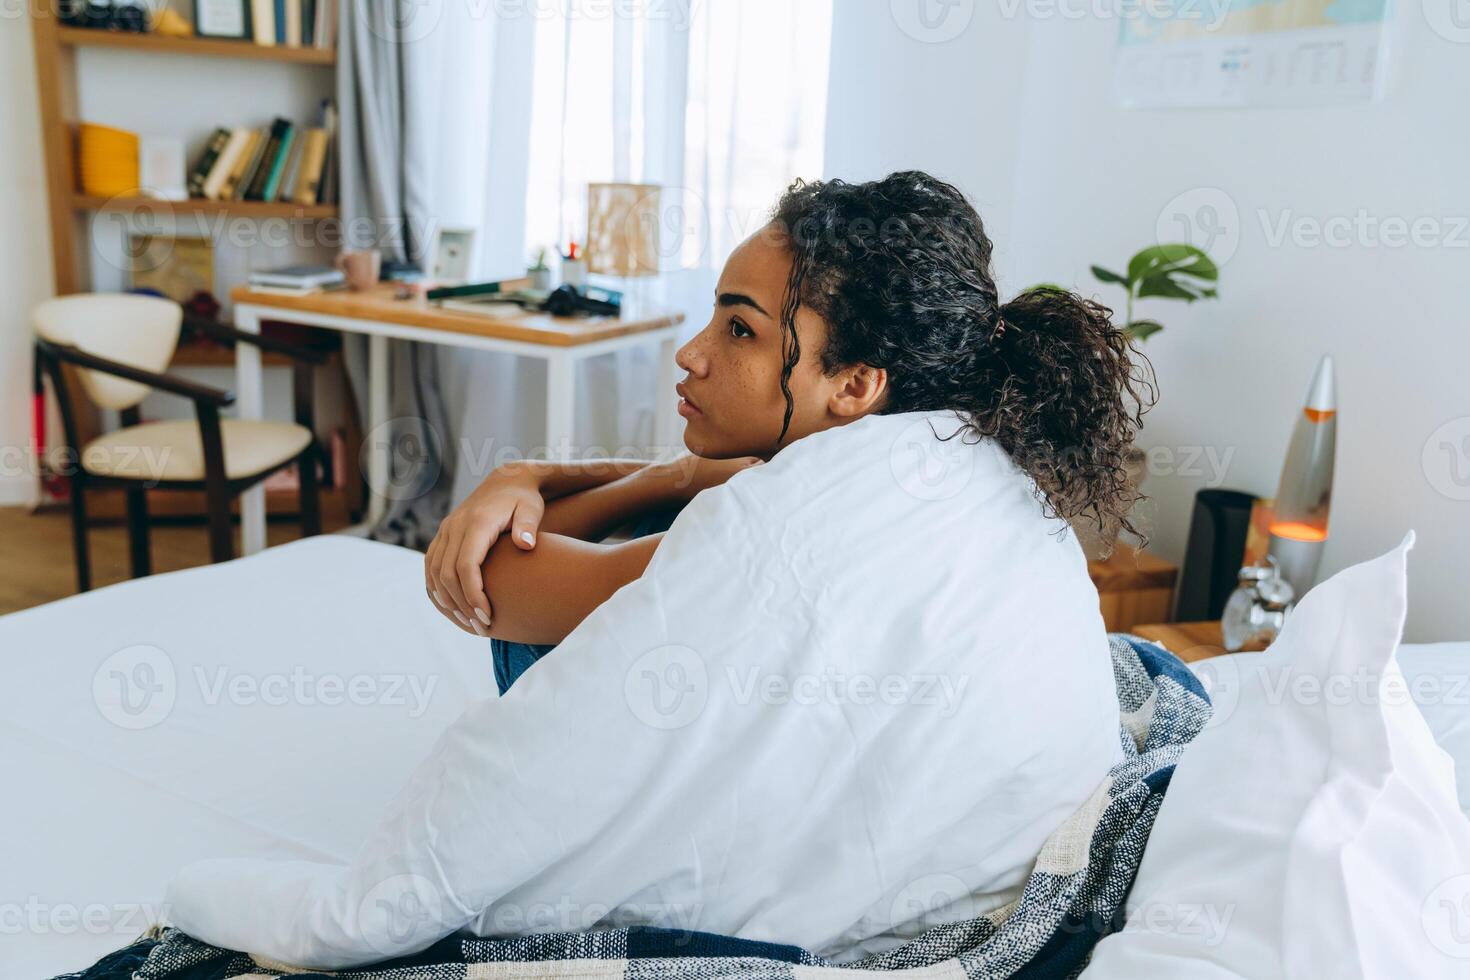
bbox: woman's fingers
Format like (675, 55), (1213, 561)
(455, 521), (498, 629)
(435, 523), (477, 627)
(510, 494), (545, 550)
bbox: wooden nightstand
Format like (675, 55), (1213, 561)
(1130, 620), (1268, 663)
(1087, 550), (1177, 634)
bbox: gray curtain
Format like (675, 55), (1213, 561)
(336, 0), (455, 549)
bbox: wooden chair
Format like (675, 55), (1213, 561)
(33, 293), (325, 592)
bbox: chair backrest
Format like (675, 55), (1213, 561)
(33, 293), (183, 411)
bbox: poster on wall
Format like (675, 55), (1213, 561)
(1114, 0), (1392, 108)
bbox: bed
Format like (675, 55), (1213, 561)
(5, 535), (1468, 978)
(1, 537), (493, 978)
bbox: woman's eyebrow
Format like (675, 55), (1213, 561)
(716, 292), (771, 318)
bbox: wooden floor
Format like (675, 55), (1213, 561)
(0, 506), (350, 615)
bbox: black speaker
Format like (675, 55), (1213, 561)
(1173, 488), (1258, 622)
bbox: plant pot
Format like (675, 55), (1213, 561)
(1071, 447), (1147, 562)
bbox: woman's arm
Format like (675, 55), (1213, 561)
(477, 531), (663, 644)
(425, 454), (758, 634)
(539, 454), (758, 541)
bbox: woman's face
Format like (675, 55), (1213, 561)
(675, 226), (881, 460)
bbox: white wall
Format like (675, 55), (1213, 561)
(826, 3), (1469, 641)
(0, 17), (51, 506)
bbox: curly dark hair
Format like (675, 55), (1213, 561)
(769, 170), (1158, 553)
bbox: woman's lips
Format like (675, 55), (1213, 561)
(676, 383), (702, 418)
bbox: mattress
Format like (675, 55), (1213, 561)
(0, 537), (494, 978)
(4, 535), (1466, 977)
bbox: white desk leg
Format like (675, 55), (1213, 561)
(653, 332), (678, 457)
(546, 352), (574, 460)
(366, 334), (391, 527)
(235, 308), (267, 556)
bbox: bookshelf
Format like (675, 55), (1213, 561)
(30, 14), (338, 296)
(55, 25), (337, 65)
(29, 11), (354, 522)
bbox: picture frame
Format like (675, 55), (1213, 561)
(193, 0), (250, 40)
(426, 227), (477, 285)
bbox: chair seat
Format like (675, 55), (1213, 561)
(81, 419), (313, 482)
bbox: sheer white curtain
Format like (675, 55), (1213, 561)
(440, 0), (833, 504)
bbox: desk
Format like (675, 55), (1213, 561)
(230, 284), (685, 556)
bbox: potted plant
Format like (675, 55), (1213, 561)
(1067, 243), (1220, 560)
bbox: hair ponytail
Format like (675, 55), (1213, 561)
(770, 172), (1158, 553)
(982, 287), (1157, 552)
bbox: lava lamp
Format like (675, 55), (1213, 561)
(1267, 355), (1337, 598)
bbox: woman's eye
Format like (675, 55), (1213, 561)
(729, 319), (754, 339)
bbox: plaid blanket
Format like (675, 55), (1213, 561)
(55, 633), (1210, 980)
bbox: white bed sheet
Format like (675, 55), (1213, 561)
(4, 534), (1467, 977)
(0, 537), (494, 979)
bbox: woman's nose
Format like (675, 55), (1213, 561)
(675, 334), (707, 377)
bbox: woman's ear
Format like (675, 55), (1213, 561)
(828, 364), (887, 419)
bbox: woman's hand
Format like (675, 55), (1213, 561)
(425, 462), (544, 634)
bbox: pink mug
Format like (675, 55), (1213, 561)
(336, 249), (382, 292)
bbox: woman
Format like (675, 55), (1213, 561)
(168, 172), (1159, 968)
(425, 170), (1154, 658)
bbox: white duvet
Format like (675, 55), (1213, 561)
(166, 408), (1124, 969)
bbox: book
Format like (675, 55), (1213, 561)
(318, 100), (338, 204)
(314, 0), (336, 50)
(285, 0), (302, 46)
(244, 118), (291, 201)
(251, 0), (275, 46)
(276, 130), (307, 202)
(246, 282), (344, 297)
(218, 128), (261, 201)
(291, 128), (328, 205)
(302, 0), (316, 46)
(201, 128), (251, 200)
(260, 124), (296, 202)
(249, 264), (344, 288)
(186, 128), (231, 199)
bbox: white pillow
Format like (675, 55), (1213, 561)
(1397, 643), (1470, 817)
(1084, 531), (1470, 979)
